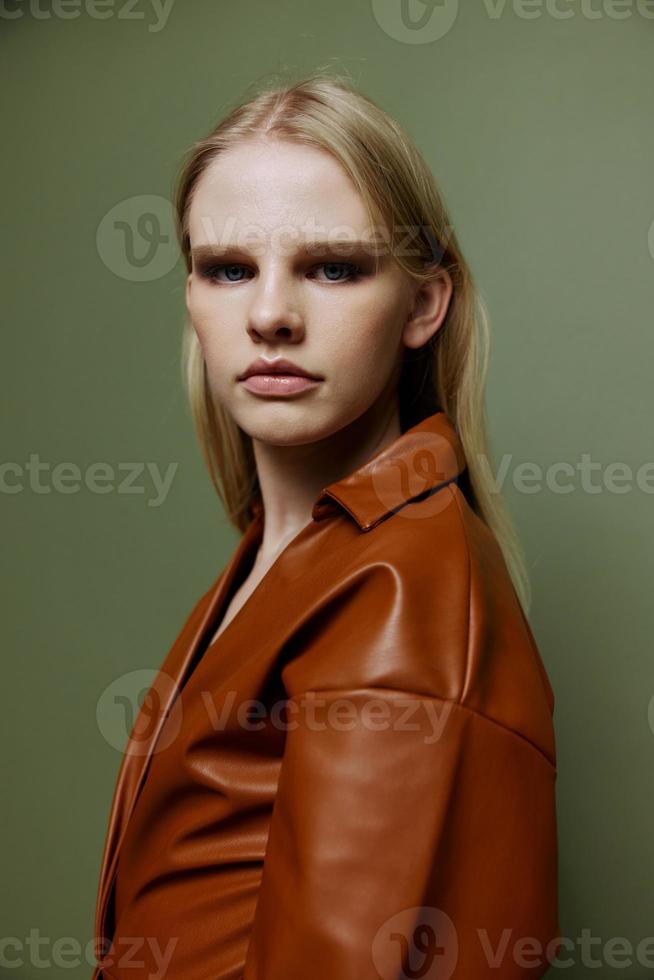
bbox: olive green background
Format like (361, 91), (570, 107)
(2, 2), (653, 977)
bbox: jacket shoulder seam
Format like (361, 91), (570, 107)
(297, 685), (556, 770)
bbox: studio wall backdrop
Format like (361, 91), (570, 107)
(1, 3), (653, 978)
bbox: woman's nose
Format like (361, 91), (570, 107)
(246, 267), (304, 340)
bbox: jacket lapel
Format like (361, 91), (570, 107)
(94, 512), (264, 951)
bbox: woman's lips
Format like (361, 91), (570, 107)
(239, 374), (322, 396)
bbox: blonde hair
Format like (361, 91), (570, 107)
(173, 67), (532, 612)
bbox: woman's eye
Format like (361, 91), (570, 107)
(199, 261), (362, 284)
(201, 263), (252, 283)
(314, 261), (362, 283)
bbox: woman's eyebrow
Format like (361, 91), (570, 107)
(190, 240), (381, 263)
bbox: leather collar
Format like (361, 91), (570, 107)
(310, 410), (467, 529)
(253, 410), (467, 531)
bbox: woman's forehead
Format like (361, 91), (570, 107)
(188, 142), (372, 234)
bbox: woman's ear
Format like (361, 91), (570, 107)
(185, 272), (192, 313)
(403, 268), (453, 349)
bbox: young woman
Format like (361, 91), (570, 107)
(92, 71), (560, 980)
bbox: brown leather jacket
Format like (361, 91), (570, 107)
(92, 410), (560, 979)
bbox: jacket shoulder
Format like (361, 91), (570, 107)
(283, 483), (556, 767)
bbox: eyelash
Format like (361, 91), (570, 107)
(198, 261), (364, 285)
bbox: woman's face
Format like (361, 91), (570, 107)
(185, 138), (442, 446)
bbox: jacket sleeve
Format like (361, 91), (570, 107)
(242, 683), (560, 980)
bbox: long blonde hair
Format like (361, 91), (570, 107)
(173, 68), (532, 612)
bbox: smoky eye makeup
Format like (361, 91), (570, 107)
(193, 252), (379, 282)
(197, 262), (367, 285)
